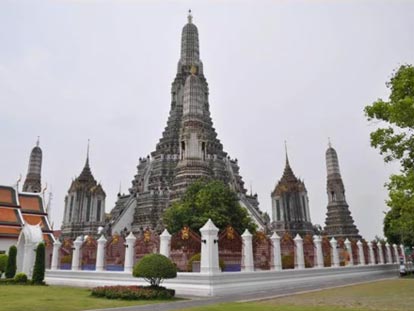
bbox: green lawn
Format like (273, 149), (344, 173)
(0, 285), (167, 311)
(180, 278), (414, 311)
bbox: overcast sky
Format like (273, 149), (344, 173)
(1, 0), (413, 240)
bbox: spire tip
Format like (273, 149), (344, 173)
(187, 9), (193, 23)
(36, 136), (40, 147)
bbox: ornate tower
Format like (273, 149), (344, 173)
(109, 12), (266, 234)
(23, 138), (42, 193)
(271, 148), (313, 237)
(61, 145), (106, 239)
(324, 142), (361, 240)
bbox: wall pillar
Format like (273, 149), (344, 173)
(330, 237), (339, 267)
(385, 243), (392, 264)
(313, 235), (324, 268)
(400, 244), (406, 264)
(368, 242), (375, 265)
(124, 232), (136, 273)
(357, 240), (365, 265)
(344, 238), (353, 266)
(378, 243), (384, 264)
(200, 219), (220, 274)
(71, 236), (83, 271)
(294, 234), (305, 270)
(393, 244), (399, 263)
(271, 232), (281, 271)
(242, 229), (254, 272)
(51, 240), (61, 270)
(160, 229), (171, 258)
(96, 235), (107, 272)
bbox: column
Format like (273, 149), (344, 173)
(357, 240), (365, 265)
(393, 244), (399, 263)
(199, 219), (220, 274)
(271, 232), (281, 271)
(242, 229), (254, 272)
(400, 244), (406, 264)
(368, 242), (375, 265)
(294, 234), (305, 270)
(51, 240), (61, 270)
(124, 232), (136, 273)
(313, 235), (324, 268)
(160, 229), (171, 258)
(378, 243), (384, 264)
(71, 236), (83, 271)
(344, 238), (353, 266)
(96, 235), (107, 272)
(330, 238), (339, 268)
(385, 243), (392, 264)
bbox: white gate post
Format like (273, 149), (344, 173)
(96, 235), (107, 272)
(71, 236), (83, 271)
(199, 219), (220, 274)
(294, 234), (305, 270)
(51, 240), (61, 270)
(271, 232), (281, 271)
(160, 229), (171, 258)
(368, 242), (375, 265)
(313, 235), (324, 268)
(242, 229), (254, 272)
(344, 238), (353, 266)
(124, 232), (136, 273)
(393, 244), (399, 263)
(357, 240), (365, 265)
(400, 244), (406, 264)
(385, 242), (392, 264)
(378, 243), (384, 264)
(330, 237), (339, 267)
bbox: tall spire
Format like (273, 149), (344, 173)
(326, 140), (341, 177)
(179, 10), (201, 73)
(86, 139), (90, 167)
(78, 140), (94, 182)
(23, 139), (42, 193)
(284, 140), (290, 166)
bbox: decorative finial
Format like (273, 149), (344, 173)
(328, 137), (332, 148)
(119, 181), (122, 195)
(284, 140), (290, 165)
(36, 136), (40, 147)
(188, 9), (193, 23)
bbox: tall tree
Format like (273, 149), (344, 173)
(163, 179), (257, 234)
(365, 64), (414, 246)
(32, 242), (46, 284)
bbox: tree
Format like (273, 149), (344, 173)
(364, 64), (414, 246)
(32, 243), (46, 284)
(133, 254), (177, 287)
(163, 179), (258, 234)
(5, 245), (17, 279)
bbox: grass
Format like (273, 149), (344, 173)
(0, 285), (170, 311)
(179, 278), (414, 311)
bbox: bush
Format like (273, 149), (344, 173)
(32, 243), (45, 284)
(91, 285), (175, 300)
(14, 272), (28, 283)
(0, 254), (8, 277)
(5, 246), (17, 279)
(133, 254), (177, 287)
(187, 253), (225, 272)
(282, 255), (294, 269)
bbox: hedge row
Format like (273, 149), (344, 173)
(91, 285), (175, 300)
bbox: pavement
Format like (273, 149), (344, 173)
(87, 269), (398, 311)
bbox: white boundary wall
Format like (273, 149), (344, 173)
(46, 264), (398, 297)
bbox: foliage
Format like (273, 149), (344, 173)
(281, 255), (294, 269)
(163, 179), (257, 234)
(91, 285), (175, 300)
(5, 245), (17, 279)
(0, 254), (8, 276)
(133, 254), (177, 287)
(14, 273), (28, 283)
(364, 64), (414, 246)
(32, 243), (46, 284)
(187, 253), (225, 272)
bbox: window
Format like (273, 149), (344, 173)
(69, 196), (74, 222)
(302, 196), (307, 221)
(202, 142), (206, 160)
(97, 200), (102, 221)
(86, 196), (91, 222)
(181, 141), (185, 160)
(276, 200), (281, 221)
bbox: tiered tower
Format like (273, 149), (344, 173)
(61, 146), (106, 239)
(271, 148), (313, 237)
(109, 12), (266, 234)
(324, 142), (361, 240)
(23, 138), (42, 193)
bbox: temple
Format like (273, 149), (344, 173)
(109, 12), (267, 234)
(61, 145), (106, 239)
(270, 147), (314, 237)
(323, 142), (361, 240)
(23, 138), (42, 193)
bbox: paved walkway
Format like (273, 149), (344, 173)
(87, 269), (397, 311)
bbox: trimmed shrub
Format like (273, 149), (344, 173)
(91, 285), (175, 300)
(5, 246), (17, 279)
(0, 254), (8, 277)
(32, 243), (46, 284)
(133, 254), (177, 287)
(14, 272), (28, 283)
(282, 255), (294, 269)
